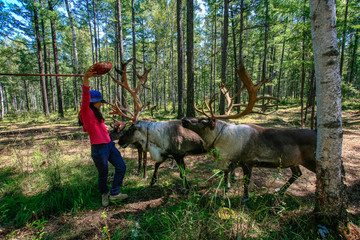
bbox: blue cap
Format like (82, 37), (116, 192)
(90, 90), (106, 103)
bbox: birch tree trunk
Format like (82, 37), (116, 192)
(309, 0), (347, 229)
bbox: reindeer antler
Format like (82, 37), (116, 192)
(109, 59), (152, 123)
(195, 58), (279, 120)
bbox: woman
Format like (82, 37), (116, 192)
(79, 68), (127, 207)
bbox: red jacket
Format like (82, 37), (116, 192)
(79, 85), (111, 145)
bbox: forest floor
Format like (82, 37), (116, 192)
(0, 108), (359, 239)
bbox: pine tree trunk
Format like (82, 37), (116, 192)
(154, 42), (159, 107)
(261, 0), (269, 105)
(339, 0), (349, 77)
(65, 0), (80, 111)
(219, 0), (229, 115)
(116, 0), (126, 106)
(48, 50), (56, 112)
(91, 0), (100, 89)
(0, 79), (4, 120)
(131, 0), (136, 90)
(85, 0), (95, 64)
(277, 38), (286, 101)
(177, 0), (184, 118)
(213, 9), (217, 113)
(186, 0), (195, 117)
(237, 0), (244, 111)
(230, 6), (238, 112)
(309, 0), (347, 229)
(300, 0), (306, 128)
(39, 0), (51, 112)
(34, 0), (50, 117)
(348, 30), (359, 83)
(163, 35), (167, 112)
(48, 0), (64, 117)
(170, 14), (176, 113)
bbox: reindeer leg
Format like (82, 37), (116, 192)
(142, 151), (147, 179)
(242, 165), (252, 202)
(276, 166), (302, 194)
(175, 157), (189, 190)
(137, 148), (142, 175)
(150, 159), (166, 186)
(224, 162), (236, 190)
(169, 158), (176, 169)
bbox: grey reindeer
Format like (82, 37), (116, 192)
(108, 59), (206, 188)
(182, 62), (316, 201)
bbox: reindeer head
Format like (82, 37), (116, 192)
(182, 117), (216, 134)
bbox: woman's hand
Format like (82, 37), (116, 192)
(83, 62), (112, 87)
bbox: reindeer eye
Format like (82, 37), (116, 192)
(200, 118), (209, 125)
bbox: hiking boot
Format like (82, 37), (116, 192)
(102, 192), (110, 207)
(109, 193), (128, 201)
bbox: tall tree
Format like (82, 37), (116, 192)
(339, 0), (349, 77)
(131, 0), (136, 89)
(85, 0), (95, 63)
(219, 0), (229, 115)
(39, 0), (50, 112)
(115, 0), (126, 106)
(300, 0), (306, 128)
(261, 0), (269, 105)
(0, 79), (4, 120)
(65, 0), (80, 110)
(48, 0), (64, 117)
(348, 29), (359, 83)
(186, 0), (195, 117)
(33, 0), (49, 116)
(177, 0), (184, 118)
(309, 0), (347, 231)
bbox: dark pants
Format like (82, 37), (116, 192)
(91, 141), (126, 195)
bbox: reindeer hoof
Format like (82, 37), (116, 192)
(274, 188), (286, 195)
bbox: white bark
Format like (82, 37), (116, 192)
(310, 0), (347, 224)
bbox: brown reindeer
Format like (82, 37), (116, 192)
(182, 59), (316, 201)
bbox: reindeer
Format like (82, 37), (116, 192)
(108, 59), (206, 188)
(182, 59), (317, 201)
